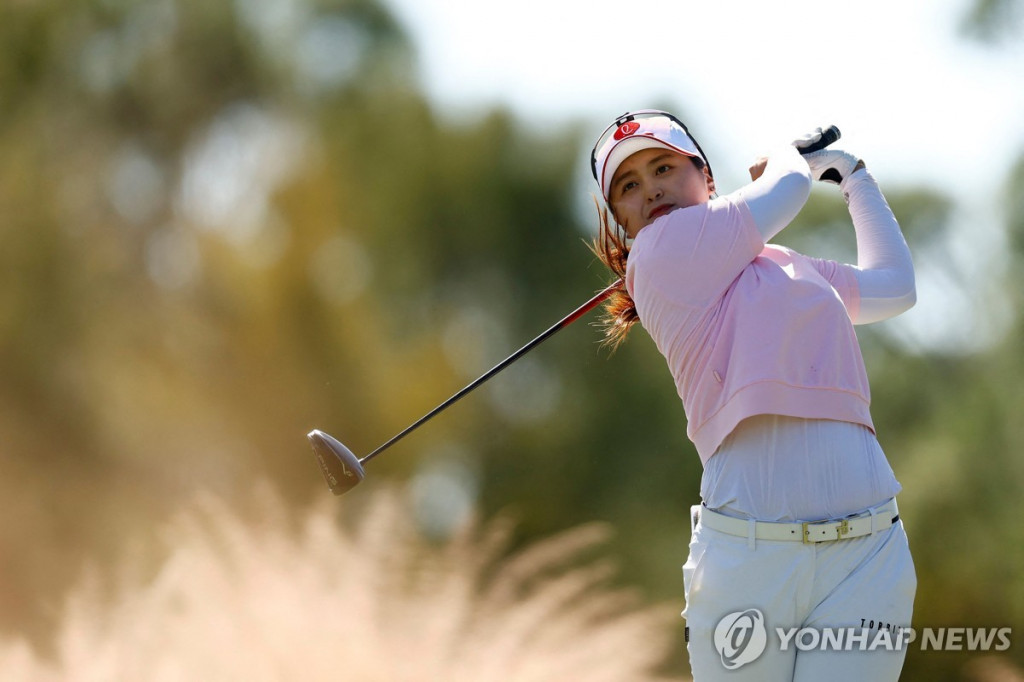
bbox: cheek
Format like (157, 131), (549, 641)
(613, 203), (638, 231)
(609, 201), (627, 225)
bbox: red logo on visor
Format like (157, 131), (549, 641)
(613, 121), (640, 140)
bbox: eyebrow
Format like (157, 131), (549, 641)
(611, 152), (678, 193)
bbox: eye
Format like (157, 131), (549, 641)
(620, 180), (638, 194)
(655, 163), (673, 175)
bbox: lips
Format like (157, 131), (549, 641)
(648, 203), (675, 220)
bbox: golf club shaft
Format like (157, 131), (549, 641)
(360, 279), (622, 464)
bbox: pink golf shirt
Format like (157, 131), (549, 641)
(624, 196), (872, 463)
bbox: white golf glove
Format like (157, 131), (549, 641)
(802, 148), (861, 185)
(791, 127), (829, 152)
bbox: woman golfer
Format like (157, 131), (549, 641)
(590, 111), (916, 681)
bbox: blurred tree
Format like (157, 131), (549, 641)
(0, 0), (432, 647)
(960, 0), (1024, 42)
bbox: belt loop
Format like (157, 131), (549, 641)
(747, 518), (757, 550)
(869, 506), (879, 534)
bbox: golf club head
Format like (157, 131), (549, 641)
(307, 429), (365, 495)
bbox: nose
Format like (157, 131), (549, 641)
(645, 183), (663, 202)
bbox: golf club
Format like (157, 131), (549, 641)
(308, 125), (841, 495)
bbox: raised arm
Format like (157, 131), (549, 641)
(842, 168), (916, 323)
(804, 149), (916, 324)
(735, 144), (812, 242)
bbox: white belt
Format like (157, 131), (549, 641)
(696, 499), (900, 544)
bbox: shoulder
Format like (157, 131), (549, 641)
(633, 195), (751, 249)
(759, 244), (797, 261)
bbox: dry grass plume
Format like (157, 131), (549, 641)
(0, 485), (684, 681)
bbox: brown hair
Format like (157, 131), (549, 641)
(589, 196), (639, 350)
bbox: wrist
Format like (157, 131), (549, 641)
(839, 162), (870, 196)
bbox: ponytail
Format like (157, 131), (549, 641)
(589, 197), (640, 350)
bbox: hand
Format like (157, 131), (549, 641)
(802, 148), (864, 184)
(748, 156), (768, 181)
(791, 127), (828, 152)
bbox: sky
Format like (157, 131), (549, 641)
(377, 0), (1024, 352)
(378, 0), (1022, 198)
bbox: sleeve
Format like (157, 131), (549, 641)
(735, 144), (813, 241)
(841, 169), (917, 324)
(627, 196), (764, 308)
(802, 255), (863, 322)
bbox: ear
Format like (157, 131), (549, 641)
(704, 167), (716, 197)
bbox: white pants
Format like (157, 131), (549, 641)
(682, 506), (916, 681)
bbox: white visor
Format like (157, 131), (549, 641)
(593, 112), (703, 201)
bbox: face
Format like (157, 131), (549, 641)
(608, 148), (715, 238)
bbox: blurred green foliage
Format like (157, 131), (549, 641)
(0, 0), (1020, 679)
(959, 0), (1024, 42)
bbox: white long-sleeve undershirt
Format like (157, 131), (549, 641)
(841, 169), (917, 324)
(737, 144), (813, 243)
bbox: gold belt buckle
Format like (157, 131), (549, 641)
(837, 519), (851, 539)
(802, 518), (851, 544)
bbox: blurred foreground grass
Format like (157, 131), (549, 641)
(0, 485), (683, 681)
